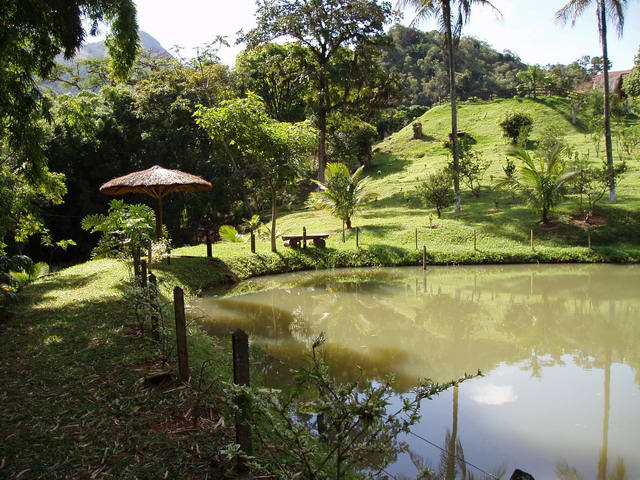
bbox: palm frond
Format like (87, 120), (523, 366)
(555, 0), (593, 26)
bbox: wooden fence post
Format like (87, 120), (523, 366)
(342, 221), (346, 243)
(473, 230), (477, 251)
(206, 231), (212, 259)
(356, 227), (359, 248)
(232, 329), (252, 474)
(166, 246), (171, 264)
(173, 287), (190, 383)
(303, 226), (307, 249)
(422, 246), (427, 271)
(588, 228), (592, 250)
(415, 228), (418, 250)
(148, 273), (159, 340)
(141, 260), (148, 288)
(250, 231), (256, 254)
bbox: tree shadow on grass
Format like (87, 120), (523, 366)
(153, 256), (238, 291)
(367, 152), (412, 179)
(530, 97), (588, 133)
(21, 272), (102, 308)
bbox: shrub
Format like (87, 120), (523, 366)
(416, 169), (455, 218)
(447, 138), (491, 197)
(82, 200), (155, 260)
(499, 111), (533, 145)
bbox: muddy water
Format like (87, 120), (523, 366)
(191, 265), (640, 479)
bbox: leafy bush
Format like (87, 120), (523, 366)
(82, 200), (155, 260)
(328, 116), (379, 168)
(447, 138), (491, 197)
(499, 111), (533, 145)
(241, 335), (471, 479)
(569, 153), (627, 217)
(415, 169), (455, 218)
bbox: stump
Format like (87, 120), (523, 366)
(412, 122), (423, 139)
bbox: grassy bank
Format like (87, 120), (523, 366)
(0, 258), (241, 479)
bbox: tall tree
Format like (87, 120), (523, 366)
(241, 0), (394, 182)
(556, 0), (629, 203)
(195, 94), (316, 252)
(397, 0), (500, 213)
(1, 0), (138, 174)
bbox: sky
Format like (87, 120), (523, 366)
(110, 0), (640, 70)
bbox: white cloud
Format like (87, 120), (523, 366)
(472, 384), (518, 406)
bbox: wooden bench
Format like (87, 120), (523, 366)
(282, 233), (329, 249)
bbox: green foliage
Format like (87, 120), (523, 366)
(243, 215), (263, 235)
(328, 116), (379, 168)
(0, 0), (138, 178)
(497, 146), (576, 224)
(241, 0), (397, 180)
(0, 161), (67, 251)
(379, 22), (524, 106)
(516, 65), (550, 98)
(219, 225), (245, 243)
(416, 169), (455, 218)
(615, 125), (640, 162)
(623, 48), (640, 100)
(195, 93), (316, 251)
(499, 111), (534, 145)
(0, 255), (35, 304)
(447, 139), (491, 197)
(81, 200), (155, 259)
(307, 163), (376, 228)
(235, 42), (309, 122)
(571, 154), (627, 217)
(244, 335), (472, 479)
(9, 262), (49, 288)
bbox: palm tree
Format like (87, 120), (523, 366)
(397, 0), (501, 213)
(556, 0), (629, 203)
(307, 163), (377, 229)
(497, 147), (576, 224)
(516, 65), (549, 98)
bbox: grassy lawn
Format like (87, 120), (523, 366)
(0, 259), (239, 479)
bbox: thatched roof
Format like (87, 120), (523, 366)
(100, 165), (212, 198)
(591, 70), (631, 95)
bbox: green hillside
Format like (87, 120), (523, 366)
(176, 96), (639, 260)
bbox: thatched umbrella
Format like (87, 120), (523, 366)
(100, 165), (212, 239)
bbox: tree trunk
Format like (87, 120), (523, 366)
(271, 188), (277, 253)
(599, 0), (616, 203)
(345, 217), (352, 229)
(444, 3), (461, 213)
(317, 68), (328, 183)
(542, 206), (549, 225)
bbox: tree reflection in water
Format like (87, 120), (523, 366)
(191, 265), (640, 478)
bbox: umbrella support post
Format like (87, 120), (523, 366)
(148, 239), (153, 269)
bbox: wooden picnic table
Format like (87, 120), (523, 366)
(282, 233), (329, 249)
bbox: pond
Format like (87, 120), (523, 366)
(190, 264), (640, 479)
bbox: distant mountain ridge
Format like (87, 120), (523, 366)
(57, 30), (171, 64)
